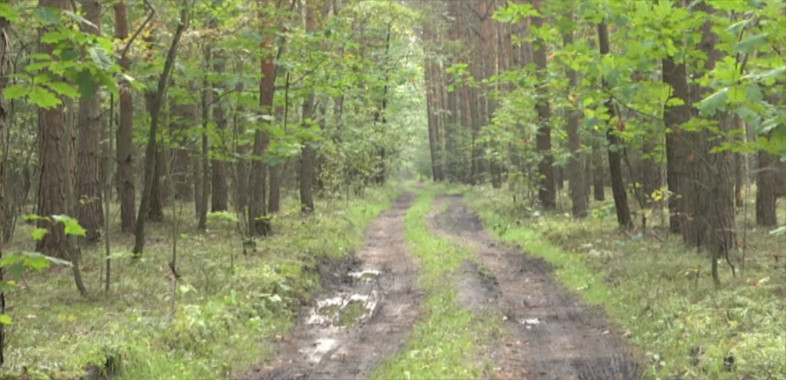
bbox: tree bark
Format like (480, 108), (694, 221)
(114, 1), (136, 232)
(597, 20), (632, 229)
(36, 0), (72, 258)
(663, 56), (690, 233)
(248, 0), (275, 236)
(756, 147), (777, 226)
(133, 4), (188, 256)
(563, 29), (587, 218)
(211, 52), (228, 212)
(531, 0), (555, 209)
(682, 3), (736, 284)
(0, 9), (10, 366)
(75, 0), (103, 242)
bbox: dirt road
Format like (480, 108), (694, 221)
(239, 193), (421, 380)
(240, 191), (639, 380)
(431, 195), (639, 380)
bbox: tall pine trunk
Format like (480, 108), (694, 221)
(114, 1), (136, 232)
(36, 0), (72, 258)
(597, 20), (632, 229)
(531, 0), (555, 209)
(563, 28), (587, 218)
(663, 55), (690, 233)
(75, 0), (104, 242)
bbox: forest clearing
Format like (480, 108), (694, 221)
(0, 0), (785, 379)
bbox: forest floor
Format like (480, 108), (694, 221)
(242, 187), (639, 380)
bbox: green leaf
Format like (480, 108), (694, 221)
(47, 81), (79, 98)
(0, 314), (12, 325)
(698, 87), (729, 117)
(29, 86), (61, 109)
(34, 7), (61, 25)
(735, 33), (768, 54)
(77, 69), (97, 100)
(4, 85), (29, 100)
(52, 215), (87, 237)
(88, 46), (113, 71)
(63, 10), (97, 29)
(31, 228), (48, 242)
(0, 4), (21, 22)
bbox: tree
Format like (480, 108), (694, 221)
(248, 0), (276, 237)
(133, 3), (190, 256)
(0, 6), (10, 366)
(75, 0), (104, 242)
(530, 0), (555, 209)
(597, 19), (632, 229)
(115, 1), (137, 232)
(36, 0), (72, 258)
(561, 14), (587, 218)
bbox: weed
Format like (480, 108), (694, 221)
(465, 185), (786, 380)
(0, 187), (398, 379)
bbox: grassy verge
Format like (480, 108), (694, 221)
(371, 185), (499, 379)
(465, 185), (785, 380)
(1, 187), (398, 380)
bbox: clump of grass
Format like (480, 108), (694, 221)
(466, 185), (786, 380)
(372, 185), (499, 380)
(1, 187), (398, 380)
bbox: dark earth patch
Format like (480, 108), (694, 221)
(238, 193), (421, 380)
(431, 195), (640, 380)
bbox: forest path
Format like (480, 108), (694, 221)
(430, 195), (640, 380)
(239, 192), (421, 380)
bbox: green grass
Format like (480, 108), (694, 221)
(1, 186), (398, 380)
(465, 185), (786, 380)
(371, 184), (499, 380)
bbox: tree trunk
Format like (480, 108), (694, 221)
(211, 53), (228, 212)
(597, 20), (632, 229)
(249, 1), (275, 236)
(682, 3), (736, 284)
(170, 99), (195, 201)
(592, 136), (605, 201)
(663, 55), (690, 233)
(197, 46), (212, 231)
(531, 0), (555, 209)
(147, 151), (165, 222)
(756, 148), (777, 226)
(114, 1), (136, 232)
(0, 10), (10, 365)
(298, 1), (317, 212)
(75, 0), (103, 242)
(563, 29), (587, 218)
(36, 0), (72, 258)
(133, 5), (188, 256)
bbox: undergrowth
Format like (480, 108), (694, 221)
(1, 187), (397, 380)
(466, 185), (785, 380)
(371, 185), (498, 380)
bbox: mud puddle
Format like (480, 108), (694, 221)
(431, 195), (640, 380)
(239, 193), (421, 380)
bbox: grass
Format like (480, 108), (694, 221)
(371, 184), (500, 380)
(1, 186), (398, 380)
(465, 185), (786, 380)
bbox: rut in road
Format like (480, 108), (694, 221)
(431, 195), (640, 380)
(239, 193), (421, 380)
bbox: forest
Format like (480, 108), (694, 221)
(0, 0), (784, 379)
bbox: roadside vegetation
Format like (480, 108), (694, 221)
(1, 187), (397, 380)
(466, 185), (786, 380)
(372, 185), (499, 380)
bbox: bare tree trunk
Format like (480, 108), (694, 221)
(597, 20), (632, 229)
(592, 136), (605, 201)
(133, 4), (189, 256)
(75, 0), (104, 242)
(249, 0), (275, 236)
(531, 0), (555, 209)
(0, 9), (10, 365)
(663, 55), (690, 233)
(563, 28), (587, 218)
(211, 52), (228, 212)
(114, 1), (136, 232)
(756, 147), (777, 226)
(170, 99), (195, 201)
(36, 0), (72, 258)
